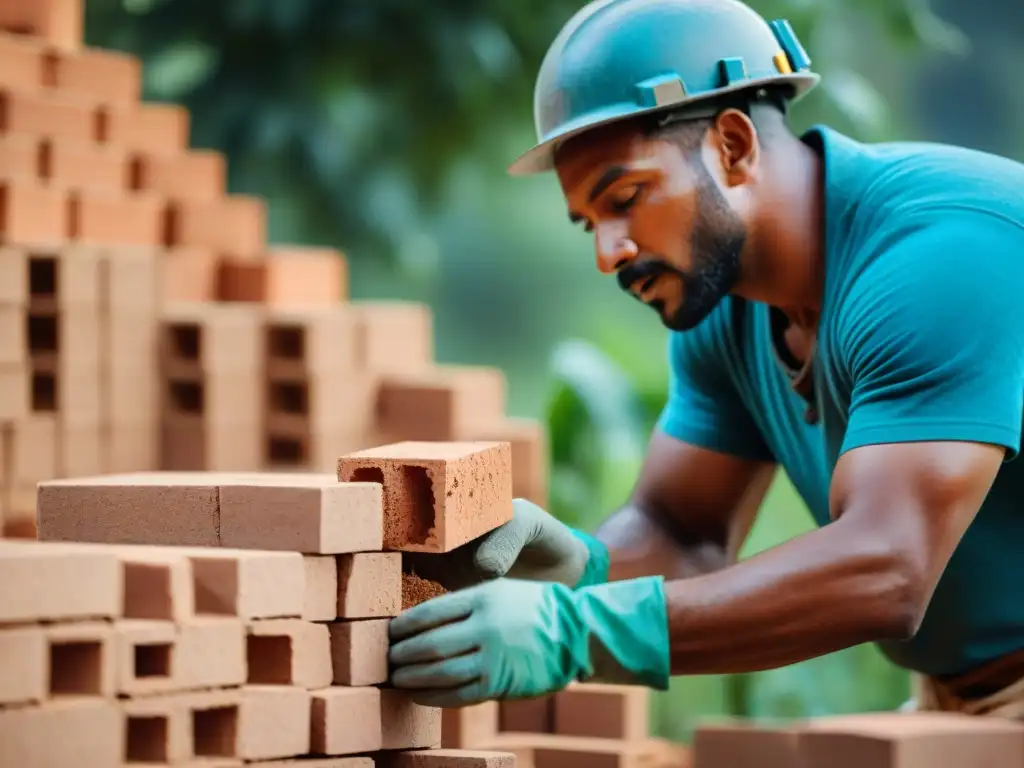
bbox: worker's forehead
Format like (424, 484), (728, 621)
(554, 123), (651, 187)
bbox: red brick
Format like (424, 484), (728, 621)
(0, 87), (94, 141)
(162, 302), (263, 378)
(39, 136), (129, 191)
(240, 685), (312, 761)
(0, 178), (67, 246)
(132, 149), (224, 201)
(248, 619), (332, 689)
(162, 413), (263, 472)
(338, 441), (514, 553)
(311, 686), (383, 755)
(44, 44), (141, 105)
(68, 188), (165, 246)
(219, 246), (345, 305)
(328, 618), (389, 686)
(442, 702), (499, 750)
(692, 719), (798, 768)
(104, 245), (160, 314)
(166, 195), (266, 258)
(499, 696), (553, 733)
(97, 102), (189, 153)
(0, 0), (83, 49)
(460, 417), (548, 507)
(376, 366), (507, 442)
(20, 244), (104, 312)
(162, 246), (219, 302)
(379, 749), (517, 768)
(0, 33), (45, 90)
(265, 306), (360, 377)
(0, 626), (46, 705)
(381, 688), (442, 750)
(0, 132), (42, 178)
(219, 474), (383, 554)
(336, 552), (401, 618)
(553, 683), (648, 741)
(0, 700), (122, 767)
(303, 554), (337, 621)
(352, 300), (433, 374)
(45, 620), (116, 698)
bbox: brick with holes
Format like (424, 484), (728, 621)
(247, 619), (331, 689)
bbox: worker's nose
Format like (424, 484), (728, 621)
(594, 224), (638, 275)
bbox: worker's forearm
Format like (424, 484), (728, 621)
(594, 504), (730, 582)
(663, 516), (917, 675)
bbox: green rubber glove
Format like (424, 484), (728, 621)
(387, 575), (670, 707)
(403, 499), (609, 591)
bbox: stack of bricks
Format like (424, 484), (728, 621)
(0, 439), (520, 765)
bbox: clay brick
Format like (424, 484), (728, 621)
(337, 552), (401, 618)
(115, 620), (179, 696)
(328, 618), (389, 686)
(0, 132), (42, 179)
(311, 686), (383, 755)
(30, 311), (103, 426)
(68, 188), (165, 246)
(265, 370), (371, 436)
(45, 44), (141, 105)
(45, 620), (115, 698)
(97, 102), (189, 154)
(0, 625), (46, 705)
(338, 441), (514, 553)
(9, 414), (57, 486)
(0, 700), (122, 767)
(162, 246), (219, 302)
(219, 246), (345, 305)
(376, 366), (507, 442)
(691, 719), (798, 768)
(122, 688), (240, 763)
(162, 302), (263, 378)
(460, 417), (548, 507)
(103, 423), (158, 474)
(239, 685), (312, 761)
(352, 300), (433, 374)
(104, 244), (160, 314)
(247, 619), (331, 689)
(265, 306), (360, 378)
(132, 149), (224, 201)
(162, 370), (261, 426)
(303, 555), (338, 621)
(381, 688), (442, 750)
(553, 683), (648, 741)
(264, 420), (366, 474)
(0, 87), (93, 141)
(0, 0), (83, 49)
(442, 702), (499, 750)
(178, 617), (246, 689)
(492, 733), (647, 768)
(0, 33), (45, 90)
(186, 547), (306, 620)
(166, 195), (266, 258)
(162, 413), (263, 472)
(0, 178), (67, 246)
(21, 244), (103, 312)
(379, 749), (516, 768)
(403, 571), (447, 610)
(39, 136), (129, 192)
(499, 696), (553, 733)
(0, 363), (28, 420)
(37, 472), (222, 546)
(219, 474), (383, 554)
(120, 549), (194, 621)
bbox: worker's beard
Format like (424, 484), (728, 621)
(617, 164), (746, 331)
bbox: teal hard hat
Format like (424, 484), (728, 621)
(508, 0), (820, 175)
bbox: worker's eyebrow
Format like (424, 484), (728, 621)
(588, 165), (626, 203)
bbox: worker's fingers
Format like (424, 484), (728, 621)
(389, 620), (481, 667)
(473, 511), (529, 578)
(390, 651), (483, 691)
(388, 588), (476, 642)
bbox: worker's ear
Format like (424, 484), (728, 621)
(708, 108), (760, 188)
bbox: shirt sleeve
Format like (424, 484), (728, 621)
(839, 213), (1024, 460)
(656, 306), (774, 461)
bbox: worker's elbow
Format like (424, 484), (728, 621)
(872, 555), (929, 642)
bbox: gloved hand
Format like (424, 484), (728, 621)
(387, 575), (670, 707)
(403, 498), (610, 592)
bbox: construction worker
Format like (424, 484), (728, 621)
(387, 0), (1024, 718)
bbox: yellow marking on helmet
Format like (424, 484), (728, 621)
(773, 52), (793, 74)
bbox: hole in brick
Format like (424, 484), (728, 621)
(191, 559), (237, 616)
(27, 313), (58, 353)
(123, 562), (172, 620)
(49, 641), (103, 695)
(268, 326), (304, 361)
(134, 644), (171, 679)
(32, 372), (56, 411)
(40, 52), (58, 88)
(28, 256), (56, 297)
(350, 467), (384, 485)
(246, 635), (292, 684)
(192, 706), (238, 757)
(401, 466), (435, 546)
(269, 382), (308, 415)
(168, 380), (203, 413)
(267, 436), (304, 465)
(126, 716), (168, 763)
(169, 324), (201, 361)
(94, 107), (110, 143)
(128, 156), (144, 190)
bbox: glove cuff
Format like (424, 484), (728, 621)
(570, 528), (611, 588)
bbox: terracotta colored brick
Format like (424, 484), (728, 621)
(460, 417), (548, 507)
(162, 246), (219, 302)
(691, 719), (798, 768)
(0, 33), (45, 90)
(352, 300), (433, 374)
(499, 696), (553, 733)
(0, 178), (67, 246)
(0, 700), (122, 767)
(403, 571), (447, 610)
(219, 474), (383, 554)
(97, 102), (189, 154)
(303, 554), (338, 621)
(328, 618), (389, 686)
(239, 685), (312, 761)
(9, 414), (57, 485)
(68, 188), (165, 246)
(122, 688), (241, 763)
(379, 749), (516, 768)
(442, 702), (499, 750)
(219, 246), (345, 306)
(166, 195), (266, 258)
(104, 245), (160, 314)
(0, 625), (46, 705)
(188, 547), (306, 620)
(247, 619), (332, 689)
(338, 441), (514, 553)
(0, 87), (93, 142)
(492, 733), (648, 768)
(265, 306), (360, 378)
(30, 312), (103, 427)
(376, 366), (507, 442)
(381, 688), (442, 750)
(44, 44), (141, 105)
(265, 369), (371, 437)
(44, 620), (115, 698)
(119, 548), (195, 621)
(0, 132), (42, 179)
(337, 552), (401, 618)
(0, 363), (28, 420)
(132, 149), (224, 201)
(162, 413), (263, 472)
(22, 244), (103, 311)
(39, 136), (128, 191)
(311, 686), (383, 755)
(162, 302), (263, 378)
(553, 683), (649, 741)
(264, 419), (367, 474)
(0, 0), (83, 49)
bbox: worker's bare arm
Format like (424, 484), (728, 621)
(595, 429), (777, 582)
(661, 439), (1003, 675)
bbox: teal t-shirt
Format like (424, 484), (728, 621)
(657, 125), (1024, 677)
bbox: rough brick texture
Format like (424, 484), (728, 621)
(380, 688), (443, 750)
(338, 441), (514, 553)
(240, 685), (312, 761)
(311, 686), (383, 756)
(337, 552), (401, 619)
(442, 702), (499, 750)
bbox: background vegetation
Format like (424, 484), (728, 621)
(85, 0), (1024, 742)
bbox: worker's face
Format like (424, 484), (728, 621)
(555, 120), (748, 331)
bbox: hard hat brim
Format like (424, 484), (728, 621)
(506, 72), (820, 176)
